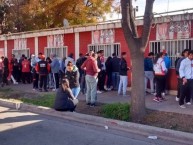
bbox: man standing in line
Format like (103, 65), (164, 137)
(97, 50), (106, 93)
(144, 52), (155, 94)
(81, 53), (100, 107)
(118, 52), (130, 96)
(179, 50), (193, 109)
(36, 55), (50, 92)
(50, 54), (60, 91)
(111, 53), (121, 91)
(175, 49), (189, 102)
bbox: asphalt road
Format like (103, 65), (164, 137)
(0, 106), (183, 145)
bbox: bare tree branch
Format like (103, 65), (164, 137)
(128, 0), (138, 38)
(141, 0), (155, 48)
(121, 0), (135, 44)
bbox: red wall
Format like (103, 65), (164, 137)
(7, 40), (14, 59)
(79, 32), (92, 55)
(64, 33), (75, 57)
(27, 37), (35, 55)
(38, 36), (47, 54)
(0, 40), (4, 48)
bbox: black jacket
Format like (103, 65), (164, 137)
(111, 57), (121, 72)
(119, 58), (129, 76)
(65, 70), (80, 88)
(54, 88), (75, 111)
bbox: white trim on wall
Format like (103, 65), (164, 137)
(75, 32), (80, 60)
(4, 40), (7, 57)
(35, 37), (38, 56)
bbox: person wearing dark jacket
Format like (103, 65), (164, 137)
(97, 50), (106, 92)
(111, 53), (121, 90)
(36, 55), (50, 92)
(144, 52), (154, 94)
(65, 61), (80, 98)
(118, 52), (130, 96)
(105, 56), (112, 90)
(54, 79), (78, 112)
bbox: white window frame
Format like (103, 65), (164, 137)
(150, 39), (193, 68)
(88, 43), (121, 59)
(12, 48), (30, 60)
(45, 46), (68, 60)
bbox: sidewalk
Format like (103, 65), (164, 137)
(3, 84), (193, 116)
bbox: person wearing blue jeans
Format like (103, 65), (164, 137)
(111, 53), (121, 90)
(65, 61), (80, 98)
(118, 52), (130, 96)
(112, 72), (120, 90)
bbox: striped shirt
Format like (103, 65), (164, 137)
(179, 58), (193, 79)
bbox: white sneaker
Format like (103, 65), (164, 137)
(162, 92), (166, 97)
(52, 89), (56, 92)
(176, 97), (179, 102)
(186, 102), (191, 105)
(97, 90), (102, 94)
(14, 82), (18, 85)
(180, 105), (186, 109)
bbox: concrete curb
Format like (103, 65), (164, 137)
(0, 99), (193, 145)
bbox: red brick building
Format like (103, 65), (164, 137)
(0, 13), (193, 91)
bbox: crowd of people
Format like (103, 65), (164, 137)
(0, 48), (192, 111)
(145, 49), (193, 109)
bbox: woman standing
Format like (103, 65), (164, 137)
(65, 61), (80, 98)
(153, 52), (167, 102)
(54, 79), (78, 112)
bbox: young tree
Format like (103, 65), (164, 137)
(121, 0), (155, 121)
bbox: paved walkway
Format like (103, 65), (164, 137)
(2, 84), (193, 116)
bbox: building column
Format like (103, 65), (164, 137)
(35, 37), (38, 56)
(4, 39), (7, 57)
(75, 32), (80, 60)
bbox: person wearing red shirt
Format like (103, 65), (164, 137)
(22, 57), (31, 84)
(81, 53), (100, 107)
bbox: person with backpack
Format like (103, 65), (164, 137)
(153, 52), (167, 102)
(21, 57), (31, 84)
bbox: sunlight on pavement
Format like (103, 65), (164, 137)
(0, 106), (42, 132)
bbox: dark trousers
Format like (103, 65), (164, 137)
(98, 70), (106, 90)
(33, 72), (39, 89)
(3, 69), (9, 85)
(179, 79), (193, 106)
(0, 70), (2, 84)
(155, 75), (166, 98)
(106, 72), (112, 88)
(39, 75), (48, 90)
(53, 73), (59, 89)
(22, 72), (30, 84)
(177, 78), (182, 99)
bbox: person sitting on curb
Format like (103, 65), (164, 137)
(54, 79), (78, 112)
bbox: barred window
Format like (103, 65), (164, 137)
(12, 49), (30, 60)
(150, 39), (193, 68)
(88, 43), (121, 59)
(45, 47), (68, 59)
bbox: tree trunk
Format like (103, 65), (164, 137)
(130, 45), (146, 121)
